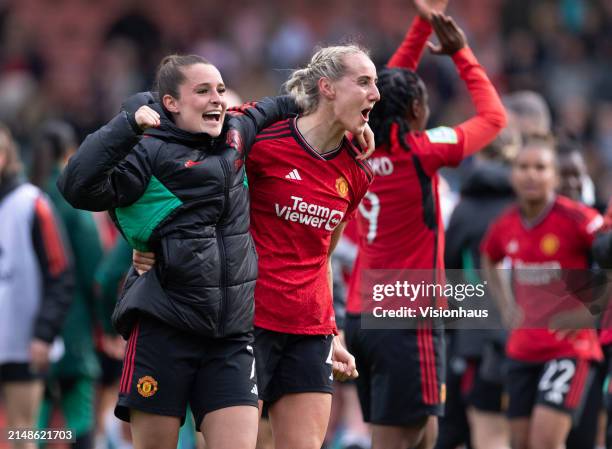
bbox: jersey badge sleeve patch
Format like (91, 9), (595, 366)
(425, 126), (458, 144)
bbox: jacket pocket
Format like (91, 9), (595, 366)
(160, 236), (221, 288)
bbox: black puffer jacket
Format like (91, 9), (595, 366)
(58, 93), (296, 338)
(446, 160), (515, 270)
(594, 231), (612, 268)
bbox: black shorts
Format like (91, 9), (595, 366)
(506, 357), (594, 421)
(0, 362), (43, 382)
(345, 315), (446, 425)
(461, 358), (507, 413)
(115, 315), (258, 428)
(254, 327), (333, 405)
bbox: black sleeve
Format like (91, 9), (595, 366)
(228, 96), (298, 155)
(31, 195), (75, 343)
(57, 111), (154, 211)
(593, 231), (612, 269)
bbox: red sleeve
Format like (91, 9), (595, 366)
(451, 47), (507, 157)
(387, 16), (432, 70)
(406, 128), (465, 176)
(31, 194), (74, 343)
(481, 219), (506, 263)
(33, 196), (70, 276)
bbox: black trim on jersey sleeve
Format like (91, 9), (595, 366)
(31, 198), (74, 343)
(228, 96), (298, 157)
(289, 117), (344, 161)
(257, 120), (291, 135)
(412, 154), (436, 231)
(254, 133), (293, 144)
(254, 120), (293, 143)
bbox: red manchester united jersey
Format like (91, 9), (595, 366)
(247, 118), (372, 335)
(346, 127), (464, 313)
(346, 25), (506, 314)
(481, 196), (603, 362)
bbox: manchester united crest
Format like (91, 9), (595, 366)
(137, 376), (158, 398)
(540, 233), (560, 256)
(335, 177), (349, 198)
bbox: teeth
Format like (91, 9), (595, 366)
(203, 112), (221, 122)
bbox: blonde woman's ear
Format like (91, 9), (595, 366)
(318, 77), (336, 100)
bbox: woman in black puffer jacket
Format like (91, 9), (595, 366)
(58, 54), (296, 449)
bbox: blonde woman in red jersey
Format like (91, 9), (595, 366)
(343, 6), (507, 449)
(245, 44), (379, 449)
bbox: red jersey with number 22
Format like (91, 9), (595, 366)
(247, 118), (372, 335)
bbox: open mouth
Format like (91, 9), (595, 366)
(202, 111), (222, 122)
(361, 108), (372, 122)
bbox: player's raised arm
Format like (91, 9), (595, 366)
(388, 0), (449, 70)
(428, 13), (507, 157)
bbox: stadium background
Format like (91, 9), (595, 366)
(1, 0), (612, 448)
(1, 0), (611, 196)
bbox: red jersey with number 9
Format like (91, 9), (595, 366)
(346, 126), (464, 313)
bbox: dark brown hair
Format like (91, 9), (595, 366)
(30, 121), (77, 188)
(154, 54), (212, 100)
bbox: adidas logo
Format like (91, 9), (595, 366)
(251, 384), (258, 395)
(285, 169), (302, 181)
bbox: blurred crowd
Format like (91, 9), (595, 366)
(0, 0), (611, 198)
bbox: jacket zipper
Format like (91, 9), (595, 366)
(217, 158), (231, 336)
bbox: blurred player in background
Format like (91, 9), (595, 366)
(92, 237), (131, 449)
(482, 135), (603, 449)
(442, 122), (520, 449)
(504, 91), (551, 139)
(555, 134), (607, 449)
(556, 136), (601, 209)
(0, 123), (73, 449)
(29, 121), (108, 449)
